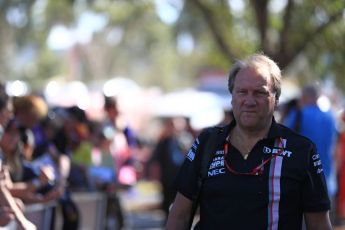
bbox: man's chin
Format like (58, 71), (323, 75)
(239, 118), (259, 129)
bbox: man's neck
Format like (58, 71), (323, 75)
(233, 120), (272, 142)
(230, 122), (271, 158)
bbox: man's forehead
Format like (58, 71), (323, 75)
(235, 68), (271, 87)
(237, 66), (270, 79)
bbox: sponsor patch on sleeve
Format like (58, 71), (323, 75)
(186, 137), (199, 162)
(186, 149), (195, 161)
(312, 153), (323, 174)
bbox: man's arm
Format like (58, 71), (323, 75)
(166, 192), (193, 230)
(304, 211), (332, 230)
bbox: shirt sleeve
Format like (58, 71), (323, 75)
(302, 142), (331, 212)
(175, 129), (210, 201)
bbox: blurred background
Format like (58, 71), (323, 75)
(1, 0), (345, 229)
(2, 0), (345, 132)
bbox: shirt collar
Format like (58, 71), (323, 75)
(267, 117), (285, 139)
(226, 117), (284, 140)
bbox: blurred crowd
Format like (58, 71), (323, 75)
(2, 80), (345, 229)
(0, 81), (199, 229)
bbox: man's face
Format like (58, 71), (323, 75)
(231, 67), (277, 131)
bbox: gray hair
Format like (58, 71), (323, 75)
(227, 54), (282, 100)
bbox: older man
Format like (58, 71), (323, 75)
(166, 54), (331, 230)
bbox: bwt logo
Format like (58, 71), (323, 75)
(263, 146), (271, 153)
(263, 146), (293, 157)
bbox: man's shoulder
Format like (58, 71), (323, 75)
(199, 124), (230, 141)
(275, 122), (315, 146)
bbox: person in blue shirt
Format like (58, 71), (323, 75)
(284, 84), (337, 199)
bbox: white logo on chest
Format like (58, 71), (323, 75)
(263, 146), (293, 157)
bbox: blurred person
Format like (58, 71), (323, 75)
(0, 83), (12, 137)
(88, 120), (124, 230)
(32, 107), (80, 230)
(277, 97), (299, 127)
(0, 90), (44, 229)
(0, 90), (47, 202)
(89, 121), (118, 187)
(166, 54), (331, 229)
(13, 96), (79, 229)
(34, 106), (91, 191)
(63, 105), (93, 191)
(11, 94), (53, 192)
(0, 85), (37, 229)
(0, 119), (23, 182)
(334, 111), (345, 222)
(12, 95), (48, 130)
(18, 127), (56, 197)
(10, 94), (55, 196)
(31, 115), (67, 190)
(103, 96), (138, 186)
(284, 85), (337, 205)
(103, 96), (137, 148)
(0, 120), (53, 203)
(148, 117), (194, 221)
(3, 95), (57, 203)
(0, 83), (13, 181)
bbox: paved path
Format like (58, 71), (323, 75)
(123, 210), (165, 230)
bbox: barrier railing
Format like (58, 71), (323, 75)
(24, 201), (56, 230)
(0, 192), (107, 230)
(0, 201), (56, 230)
(71, 192), (107, 230)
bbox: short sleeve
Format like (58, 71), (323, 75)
(175, 128), (211, 201)
(302, 143), (331, 212)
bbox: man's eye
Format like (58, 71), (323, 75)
(256, 91), (269, 96)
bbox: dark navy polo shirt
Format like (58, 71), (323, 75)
(176, 118), (330, 230)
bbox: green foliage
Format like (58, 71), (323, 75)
(0, 0), (345, 92)
(45, 0), (75, 26)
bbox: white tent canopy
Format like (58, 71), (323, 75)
(153, 89), (225, 130)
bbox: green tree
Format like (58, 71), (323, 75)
(184, 0), (345, 87)
(0, 0), (344, 91)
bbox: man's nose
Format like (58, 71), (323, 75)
(243, 94), (257, 105)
